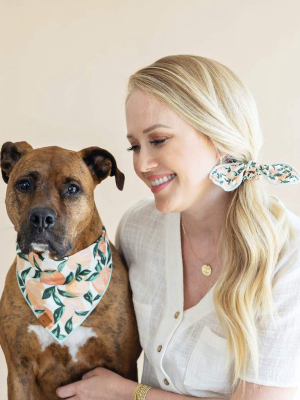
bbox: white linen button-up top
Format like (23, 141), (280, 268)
(114, 197), (300, 398)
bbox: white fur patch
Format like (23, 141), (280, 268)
(31, 243), (49, 252)
(28, 325), (98, 362)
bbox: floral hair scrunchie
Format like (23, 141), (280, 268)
(209, 160), (300, 192)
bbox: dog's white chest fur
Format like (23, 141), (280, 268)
(28, 325), (97, 362)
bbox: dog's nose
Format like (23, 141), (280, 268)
(29, 207), (57, 232)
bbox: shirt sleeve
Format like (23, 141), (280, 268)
(239, 263), (300, 387)
(114, 201), (140, 268)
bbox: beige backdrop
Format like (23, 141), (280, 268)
(1, 1), (300, 399)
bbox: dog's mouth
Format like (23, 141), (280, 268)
(31, 242), (49, 253)
(17, 228), (72, 259)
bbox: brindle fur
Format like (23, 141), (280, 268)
(0, 142), (142, 400)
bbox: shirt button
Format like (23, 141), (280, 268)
(157, 345), (162, 352)
(174, 311), (180, 318)
(164, 378), (169, 385)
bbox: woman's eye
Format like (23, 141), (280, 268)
(67, 184), (80, 195)
(127, 139), (167, 152)
(149, 139), (167, 145)
(127, 145), (140, 152)
(17, 179), (31, 192)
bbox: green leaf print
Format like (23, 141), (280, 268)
(93, 294), (101, 301)
(85, 272), (100, 282)
(79, 269), (90, 276)
(37, 253), (45, 261)
(98, 250), (106, 265)
(44, 270), (56, 274)
(107, 247), (111, 264)
(75, 310), (89, 316)
(33, 256), (42, 271)
(57, 288), (78, 298)
(53, 293), (64, 307)
(26, 293), (31, 306)
(65, 316), (73, 334)
(93, 242), (99, 258)
(95, 261), (102, 273)
(52, 324), (60, 338)
(58, 260), (67, 273)
(84, 290), (93, 305)
(54, 306), (65, 324)
(32, 270), (42, 279)
(75, 276), (83, 282)
(75, 264), (82, 277)
(42, 286), (56, 299)
(17, 274), (24, 288)
(58, 334), (66, 340)
(17, 252), (29, 262)
(64, 272), (74, 285)
(35, 309), (45, 314)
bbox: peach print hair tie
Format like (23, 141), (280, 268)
(209, 159), (300, 192)
(16, 226), (112, 343)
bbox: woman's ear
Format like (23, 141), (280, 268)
(78, 146), (125, 190)
(1, 141), (33, 183)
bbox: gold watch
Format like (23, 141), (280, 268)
(132, 383), (152, 400)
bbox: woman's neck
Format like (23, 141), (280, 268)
(180, 187), (234, 246)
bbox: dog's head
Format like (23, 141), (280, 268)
(1, 142), (125, 258)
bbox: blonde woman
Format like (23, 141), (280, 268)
(57, 55), (300, 400)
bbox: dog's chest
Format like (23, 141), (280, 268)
(28, 324), (97, 362)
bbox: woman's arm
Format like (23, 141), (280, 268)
(56, 367), (298, 400)
(124, 379), (298, 400)
(230, 380), (298, 400)
(57, 367), (224, 399)
(132, 381), (298, 400)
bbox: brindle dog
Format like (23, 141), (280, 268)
(0, 141), (141, 400)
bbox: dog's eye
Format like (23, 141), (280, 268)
(17, 180), (31, 191)
(67, 184), (80, 195)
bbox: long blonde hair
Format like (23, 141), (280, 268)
(126, 55), (296, 393)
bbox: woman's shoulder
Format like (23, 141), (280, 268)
(280, 200), (300, 251)
(120, 196), (162, 222)
(116, 196), (168, 237)
(273, 200), (300, 282)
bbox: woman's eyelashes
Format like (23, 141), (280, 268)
(127, 138), (168, 152)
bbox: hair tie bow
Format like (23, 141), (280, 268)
(209, 160), (300, 192)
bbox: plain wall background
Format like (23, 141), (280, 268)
(1, 1), (300, 398)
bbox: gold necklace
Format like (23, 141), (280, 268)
(181, 215), (217, 277)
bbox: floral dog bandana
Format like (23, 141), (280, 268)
(209, 160), (300, 192)
(16, 226), (113, 343)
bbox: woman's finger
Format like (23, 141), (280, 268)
(56, 381), (80, 398)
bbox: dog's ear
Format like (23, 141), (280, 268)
(78, 146), (125, 191)
(1, 141), (33, 184)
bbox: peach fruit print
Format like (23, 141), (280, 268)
(16, 226), (112, 343)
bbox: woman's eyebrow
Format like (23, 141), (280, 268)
(143, 124), (171, 133)
(127, 124), (171, 139)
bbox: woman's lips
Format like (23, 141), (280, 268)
(150, 175), (176, 193)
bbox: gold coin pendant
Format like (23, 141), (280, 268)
(201, 264), (212, 276)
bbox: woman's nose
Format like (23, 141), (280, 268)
(135, 149), (159, 173)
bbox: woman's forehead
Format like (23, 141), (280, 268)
(125, 90), (186, 134)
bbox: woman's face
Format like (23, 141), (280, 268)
(125, 89), (222, 213)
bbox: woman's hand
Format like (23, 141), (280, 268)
(56, 367), (137, 400)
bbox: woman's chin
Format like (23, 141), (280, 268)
(154, 198), (179, 214)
